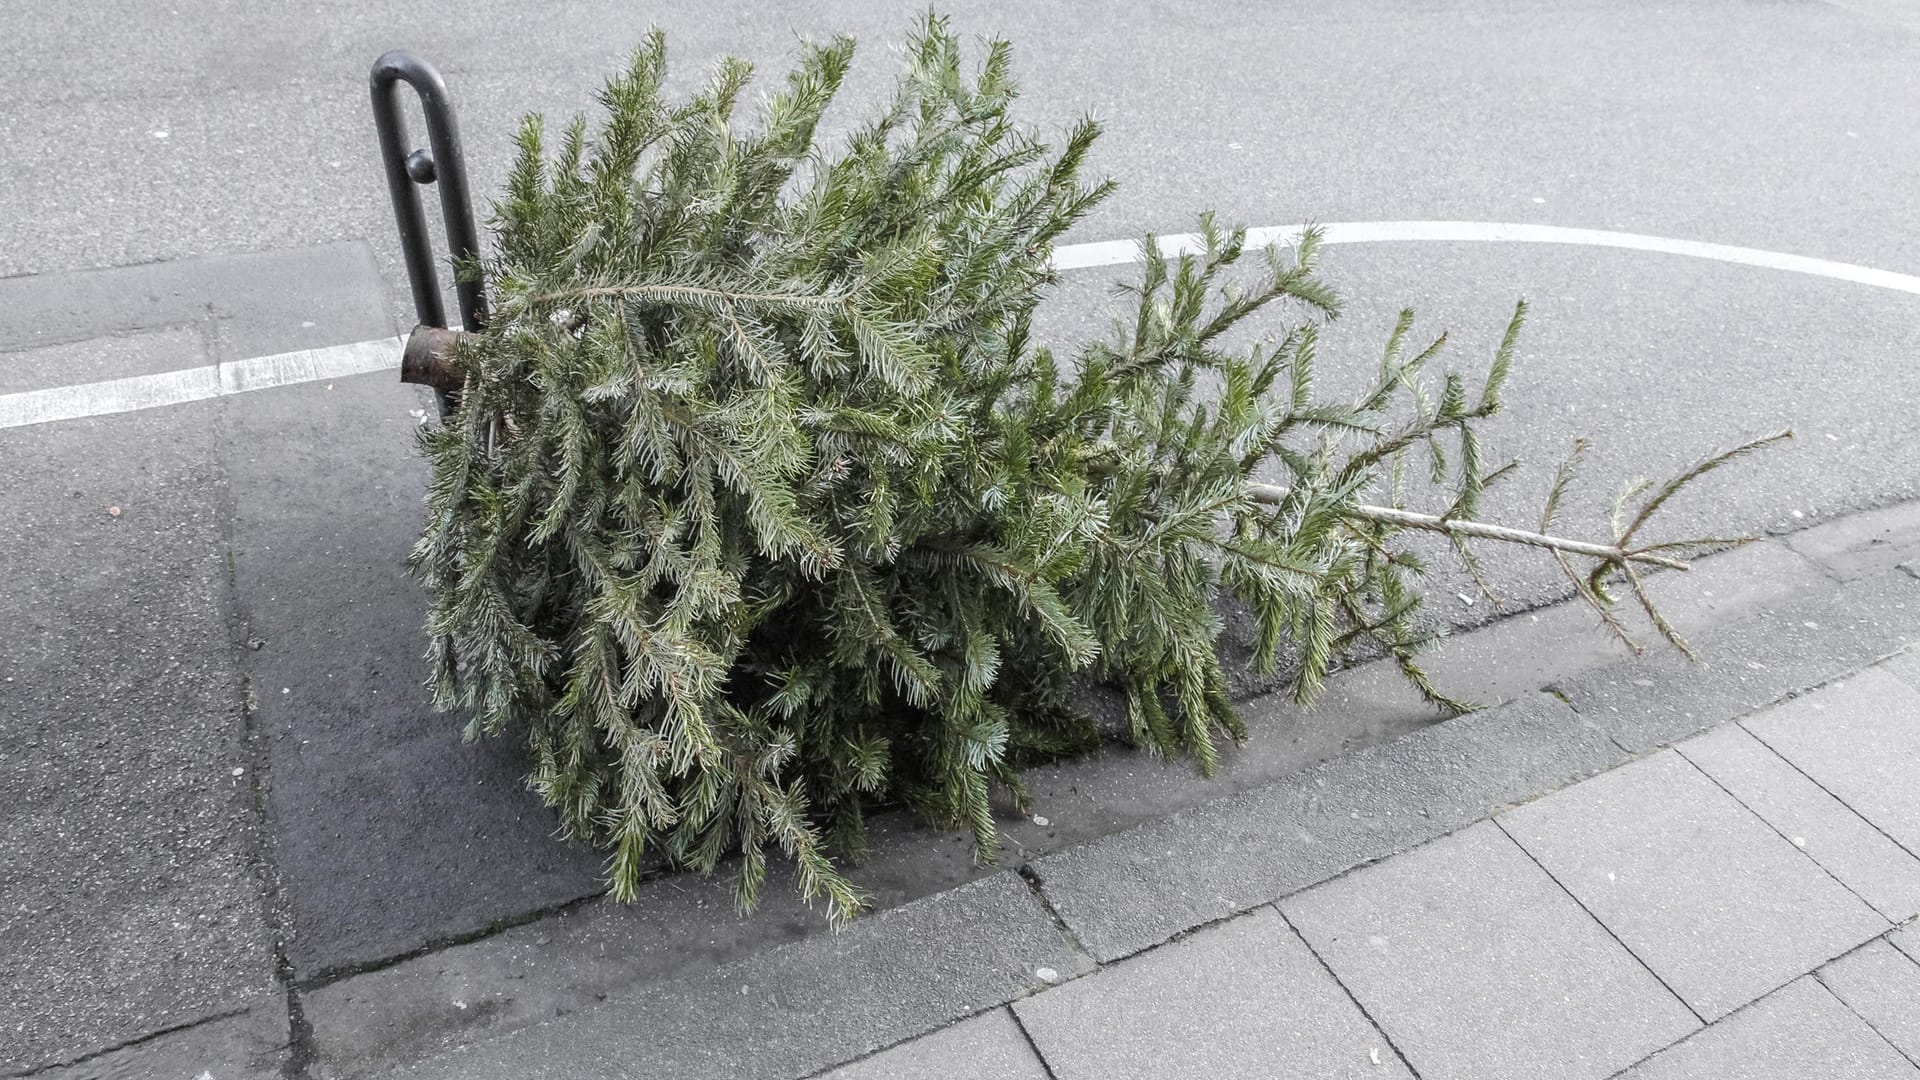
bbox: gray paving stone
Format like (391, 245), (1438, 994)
(1787, 500), (1920, 582)
(22, 1004), (288, 1080)
(817, 1010), (1049, 1080)
(1502, 751), (1887, 1020)
(1679, 723), (1920, 921)
(1549, 569), (1920, 752)
(1014, 907), (1411, 1080)
(1281, 821), (1697, 1080)
(0, 399), (279, 1073)
(0, 325), (209, 395)
(192, 243), (610, 979)
(1743, 667), (1920, 858)
(223, 372), (605, 978)
(1031, 692), (1624, 962)
(304, 808), (996, 1076)
(392, 873), (1091, 1080)
(1820, 939), (1920, 1063)
(1617, 977), (1919, 1080)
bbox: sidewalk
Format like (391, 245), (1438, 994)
(364, 528), (1920, 1080)
(835, 655), (1920, 1080)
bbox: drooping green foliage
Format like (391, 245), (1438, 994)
(411, 16), (1778, 917)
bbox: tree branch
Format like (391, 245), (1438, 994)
(1244, 481), (1692, 571)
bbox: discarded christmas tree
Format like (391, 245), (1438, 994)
(409, 16), (1786, 918)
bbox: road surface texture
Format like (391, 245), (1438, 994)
(2, 1), (1917, 1076)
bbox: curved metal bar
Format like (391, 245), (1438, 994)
(369, 50), (487, 335)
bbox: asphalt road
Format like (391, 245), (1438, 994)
(3, 0), (1918, 275)
(3, 0), (1919, 1073)
(4, 0), (1918, 556)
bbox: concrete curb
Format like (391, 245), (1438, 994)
(388, 873), (1092, 1080)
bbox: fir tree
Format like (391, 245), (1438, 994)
(409, 16), (1785, 917)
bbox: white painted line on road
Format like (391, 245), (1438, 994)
(4, 221), (1917, 431)
(0, 336), (402, 429)
(1053, 220), (1920, 296)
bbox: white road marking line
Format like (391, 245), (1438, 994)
(4, 221), (1917, 432)
(0, 336), (402, 430)
(1050, 220), (1920, 295)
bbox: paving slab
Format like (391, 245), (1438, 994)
(301, 808), (992, 1076)
(1678, 722), (1920, 921)
(390, 872), (1091, 1080)
(205, 243), (608, 978)
(816, 1009), (1049, 1080)
(1502, 751), (1886, 1020)
(1786, 500), (1920, 582)
(223, 371), (605, 978)
(1819, 938), (1920, 1064)
(0, 325), (209, 395)
(1031, 691), (1623, 962)
(22, 1004), (289, 1080)
(1548, 569), (1920, 752)
(1014, 907), (1412, 1080)
(382, 868), (1090, 1076)
(1617, 976), (1919, 1080)
(1280, 821), (1696, 1080)
(1742, 667), (1920, 858)
(0, 394), (279, 1073)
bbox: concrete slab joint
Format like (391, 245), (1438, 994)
(1817, 938), (1920, 1065)
(1014, 907), (1416, 1080)
(1280, 820), (1700, 1080)
(1616, 977), (1920, 1080)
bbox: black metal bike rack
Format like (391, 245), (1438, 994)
(370, 50), (484, 414)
